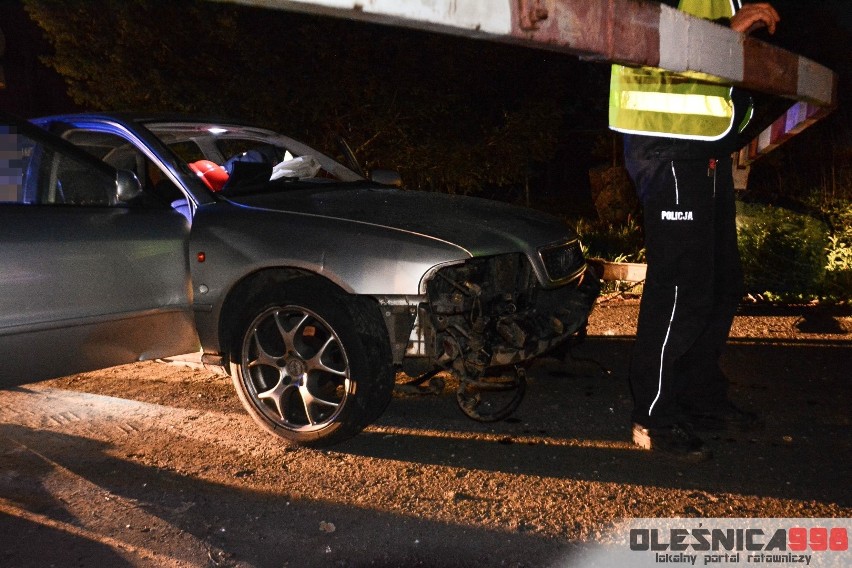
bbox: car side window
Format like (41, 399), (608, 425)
(0, 123), (114, 206)
(64, 130), (183, 208)
(49, 150), (116, 206)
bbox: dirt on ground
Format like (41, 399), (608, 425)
(1, 300), (850, 567)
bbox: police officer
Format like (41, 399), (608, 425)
(609, 1), (780, 460)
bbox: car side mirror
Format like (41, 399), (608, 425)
(370, 169), (403, 188)
(115, 169), (143, 204)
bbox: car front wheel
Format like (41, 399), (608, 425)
(229, 282), (393, 447)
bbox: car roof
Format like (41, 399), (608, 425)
(33, 112), (265, 130)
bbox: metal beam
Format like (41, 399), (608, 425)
(216, 0), (838, 159)
(220, 0), (837, 107)
(738, 101), (831, 165)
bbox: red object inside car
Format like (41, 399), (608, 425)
(189, 160), (229, 191)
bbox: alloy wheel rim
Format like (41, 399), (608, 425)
(241, 306), (351, 432)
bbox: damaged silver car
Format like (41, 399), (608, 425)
(1, 113), (598, 446)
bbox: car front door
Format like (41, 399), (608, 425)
(0, 117), (198, 386)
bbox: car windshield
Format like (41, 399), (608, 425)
(144, 122), (364, 194)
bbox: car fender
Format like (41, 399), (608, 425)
(187, 201), (470, 352)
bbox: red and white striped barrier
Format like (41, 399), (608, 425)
(217, 0), (838, 158)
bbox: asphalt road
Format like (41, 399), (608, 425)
(0, 302), (850, 567)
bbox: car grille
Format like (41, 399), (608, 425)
(538, 239), (585, 284)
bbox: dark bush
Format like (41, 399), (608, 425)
(736, 202), (829, 299)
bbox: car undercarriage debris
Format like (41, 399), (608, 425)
(415, 251), (599, 421)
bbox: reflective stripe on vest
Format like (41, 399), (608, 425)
(608, 0), (740, 141)
(609, 66), (736, 141)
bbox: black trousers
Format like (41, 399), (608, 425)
(625, 156), (744, 427)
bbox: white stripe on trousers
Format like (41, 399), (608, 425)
(649, 285), (678, 416)
(671, 161), (679, 205)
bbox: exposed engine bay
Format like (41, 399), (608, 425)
(388, 250), (600, 421)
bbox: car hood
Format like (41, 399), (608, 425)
(223, 185), (576, 256)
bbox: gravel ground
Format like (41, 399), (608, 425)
(0, 300), (850, 567)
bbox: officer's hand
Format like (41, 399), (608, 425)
(730, 3), (780, 35)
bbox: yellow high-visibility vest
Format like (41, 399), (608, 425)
(609, 0), (745, 141)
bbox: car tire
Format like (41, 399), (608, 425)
(229, 279), (393, 447)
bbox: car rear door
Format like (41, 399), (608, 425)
(0, 116), (198, 386)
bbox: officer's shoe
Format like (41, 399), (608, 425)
(632, 422), (713, 462)
(685, 402), (763, 432)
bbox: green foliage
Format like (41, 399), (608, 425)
(23, 0), (579, 195)
(573, 217), (645, 296)
(736, 202), (835, 300)
(575, 202), (852, 302)
(826, 233), (852, 271)
(574, 216), (645, 264)
(820, 200), (852, 297)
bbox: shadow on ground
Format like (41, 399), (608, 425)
(0, 424), (570, 568)
(342, 335), (852, 508)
